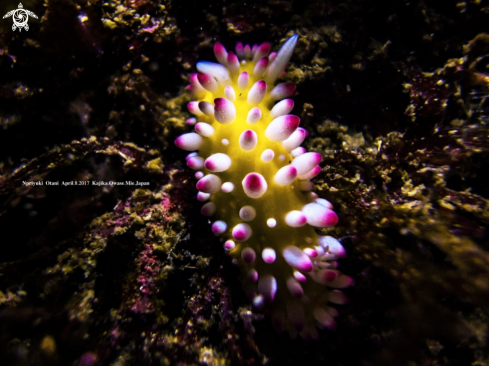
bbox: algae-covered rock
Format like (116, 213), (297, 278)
(0, 0), (488, 365)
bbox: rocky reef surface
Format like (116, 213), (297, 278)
(0, 0), (488, 365)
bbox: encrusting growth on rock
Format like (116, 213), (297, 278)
(175, 34), (353, 339)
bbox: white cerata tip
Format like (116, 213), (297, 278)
(291, 152), (322, 175)
(204, 153), (232, 172)
(252, 42), (270, 62)
(318, 236), (346, 258)
(262, 248), (277, 263)
(227, 52), (240, 75)
(211, 220), (227, 235)
(270, 99), (295, 119)
(261, 149), (275, 163)
(196, 61), (230, 83)
(297, 165), (321, 180)
(242, 173), (268, 198)
(291, 147), (306, 157)
(197, 73), (218, 93)
(239, 130), (258, 151)
(198, 101), (214, 117)
(247, 80), (267, 106)
(194, 122), (214, 137)
(221, 182), (235, 193)
(224, 85), (236, 101)
(270, 82), (296, 100)
(213, 42), (228, 65)
(196, 174), (222, 193)
(196, 191), (210, 201)
(265, 115), (300, 142)
(273, 165), (297, 185)
(214, 98), (236, 124)
(253, 57), (269, 78)
(282, 246), (313, 272)
(264, 34), (299, 84)
(233, 223), (253, 242)
(186, 156), (204, 170)
(246, 107), (262, 124)
(235, 42), (244, 58)
(175, 132), (204, 151)
(224, 240), (235, 251)
(301, 203), (338, 227)
(238, 72), (249, 90)
(281, 127), (308, 151)
(185, 117), (197, 126)
(285, 210), (307, 227)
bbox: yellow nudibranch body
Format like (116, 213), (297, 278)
(175, 34), (353, 339)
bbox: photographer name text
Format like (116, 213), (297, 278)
(22, 181), (150, 187)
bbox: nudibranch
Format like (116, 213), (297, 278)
(175, 34), (353, 339)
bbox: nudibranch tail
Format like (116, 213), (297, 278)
(176, 34), (352, 339)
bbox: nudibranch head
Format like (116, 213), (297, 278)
(176, 34), (352, 339)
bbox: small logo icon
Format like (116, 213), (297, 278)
(3, 3), (38, 32)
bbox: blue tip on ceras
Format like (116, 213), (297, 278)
(264, 34), (299, 84)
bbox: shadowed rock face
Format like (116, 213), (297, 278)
(0, 0), (489, 365)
